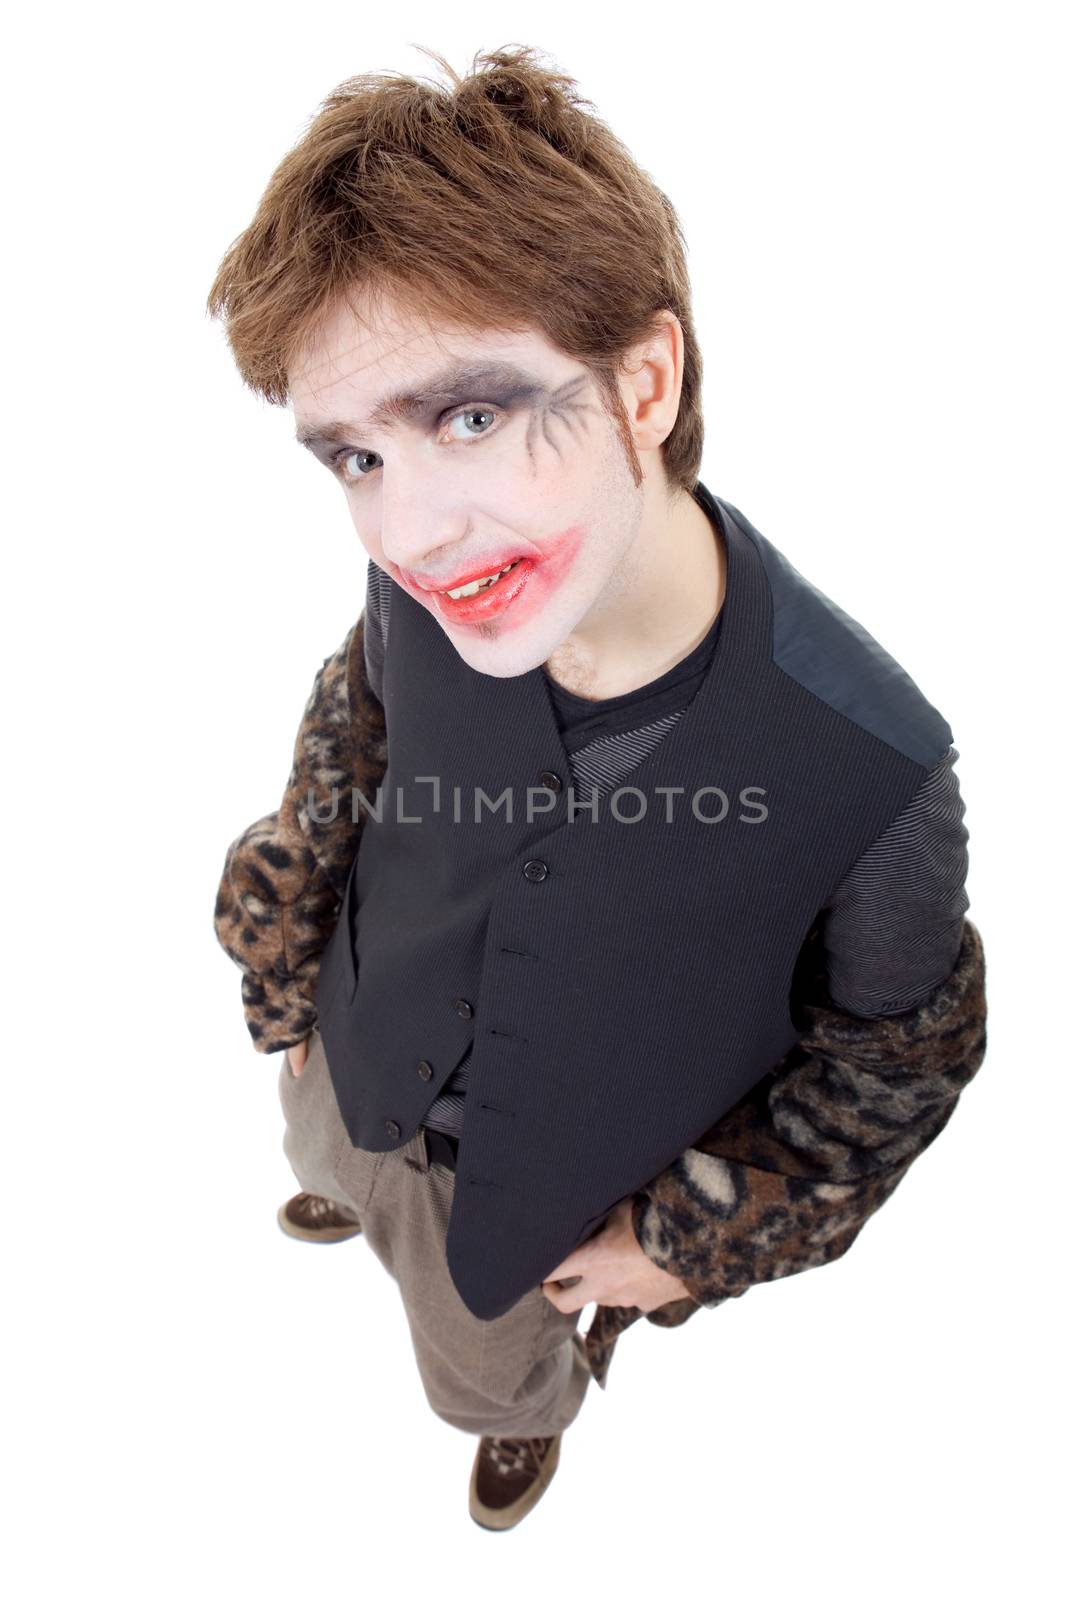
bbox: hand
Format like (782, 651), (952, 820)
(541, 1197), (697, 1315)
(286, 1036), (310, 1077)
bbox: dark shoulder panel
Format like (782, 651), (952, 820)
(716, 496), (953, 769)
(820, 744), (971, 1015)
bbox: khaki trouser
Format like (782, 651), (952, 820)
(277, 1025), (593, 1437)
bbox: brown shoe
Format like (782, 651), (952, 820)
(276, 1192), (363, 1243)
(468, 1433), (561, 1531)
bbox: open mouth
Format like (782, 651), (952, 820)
(427, 556), (537, 623)
(439, 559), (522, 599)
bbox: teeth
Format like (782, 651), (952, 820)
(446, 560), (519, 600)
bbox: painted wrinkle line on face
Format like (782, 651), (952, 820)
(524, 374), (601, 474)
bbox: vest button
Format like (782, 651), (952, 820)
(523, 858), (549, 882)
(454, 997), (474, 1019)
(385, 1119), (401, 1140)
(417, 1060), (434, 1081)
(538, 769), (563, 793)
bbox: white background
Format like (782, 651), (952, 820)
(4, 2), (1061, 1592)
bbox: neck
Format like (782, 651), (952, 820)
(544, 485), (726, 702)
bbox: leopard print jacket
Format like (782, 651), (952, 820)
(586, 911), (987, 1388)
(213, 615), (989, 1390)
(213, 615), (386, 1052)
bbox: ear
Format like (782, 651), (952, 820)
(617, 310), (685, 453)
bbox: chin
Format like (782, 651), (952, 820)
(451, 639), (546, 680)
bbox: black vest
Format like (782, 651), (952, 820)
(316, 486), (951, 1320)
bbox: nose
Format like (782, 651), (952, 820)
(375, 464), (474, 582)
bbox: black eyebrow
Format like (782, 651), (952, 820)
(294, 360), (547, 454)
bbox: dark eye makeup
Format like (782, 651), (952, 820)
(331, 400), (508, 480)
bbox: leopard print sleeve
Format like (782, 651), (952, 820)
(212, 611), (389, 1054)
(582, 916), (988, 1390)
(630, 915), (988, 1311)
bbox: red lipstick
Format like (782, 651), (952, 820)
(406, 554), (528, 593)
(429, 556), (537, 623)
(393, 523), (584, 630)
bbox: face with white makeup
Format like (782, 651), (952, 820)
(289, 286), (725, 696)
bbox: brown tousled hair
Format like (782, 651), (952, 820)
(205, 43), (704, 496)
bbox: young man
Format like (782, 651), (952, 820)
(209, 46), (987, 1531)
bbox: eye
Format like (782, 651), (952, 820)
(337, 449), (381, 482)
(443, 405), (500, 442)
(332, 404), (502, 485)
